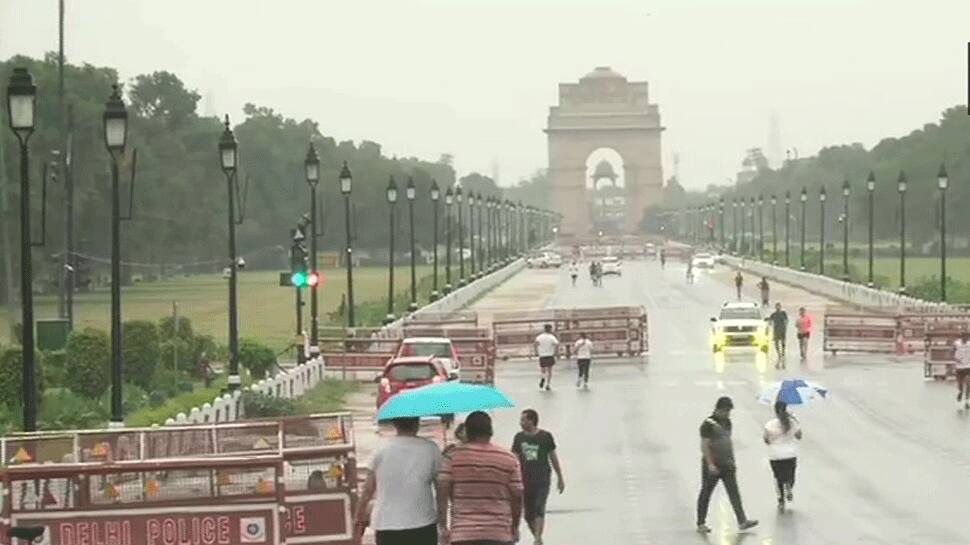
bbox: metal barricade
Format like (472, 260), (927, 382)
(403, 311), (478, 327)
(318, 327), (399, 377)
(823, 312), (897, 355)
(492, 306), (648, 360)
(398, 326), (496, 384)
(921, 316), (970, 379)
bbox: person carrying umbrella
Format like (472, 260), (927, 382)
(763, 401), (802, 511)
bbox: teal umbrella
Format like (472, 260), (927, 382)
(376, 381), (515, 422)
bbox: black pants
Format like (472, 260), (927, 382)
(769, 458), (797, 499)
(577, 359), (591, 382)
(454, 541), (513, 545)
(774, 336), (786, 357)
(376, 523), (437, 545)
(696, 463), (748, 525)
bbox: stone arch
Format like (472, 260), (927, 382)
(546, 67), (664, 236)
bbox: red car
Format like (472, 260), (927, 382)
(376, 356), (449, 408)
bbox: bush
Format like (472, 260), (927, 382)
(65, 328), (110, 399)
(158, 315), (195, 342)
(240, 391), (297, 418)
(41, 349), (68, 389)
(98, 382), (150, 416)
(123, 321), (160, 390)
(239, 338), (276, 379)
(125, 384), (225, 427)
(0, 345), (21, 408)
(40, 388), (106, 430)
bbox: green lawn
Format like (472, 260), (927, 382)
(0, 266), (431, 349)
(846, 256), (961, 287)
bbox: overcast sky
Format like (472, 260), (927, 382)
(2, 0), (967, 189)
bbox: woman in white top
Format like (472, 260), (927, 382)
(763, 401), (802, 510)
(573, 332), (594, 390)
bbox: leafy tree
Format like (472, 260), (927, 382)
(123, 320), (160, 389)
(64, 328), (110, 399)
(0, 345), (20, 408)
(238, 337), (277, 379)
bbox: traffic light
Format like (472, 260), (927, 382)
(290, 228), (309, 287)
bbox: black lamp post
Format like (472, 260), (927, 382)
(740, 199), (747, 254)
(938, 164), (949, 302)
(468, 192), (477, 279)
(486, 197), (493, 270)
(456, 186), (465, 286)
(7, 67), (38, 431)
(304, 143), (320, 350)
(406, 177), (418, 312)
(841, 179), (850, 282)
(718, 198), (725, 250)
(430, 179), (440, 301)
(758, 194), (764, 261)
(748, 197), (755, 257)
(784, 191), (791, 267)
(475, 193), (483, 278)
(800, 187), (807, 271)
(218, 115), (241, 393)
(770, 195), (778, 264)
(385, 177), (398, 324)
(732, 198), (739, 254)
(444, 186), (453, 294)
(866, 171), (875, 287)
(104, 84), (129, 425)
(819, 186), (827, 276)
(339, 162), (355, 327)
(898, 171), (908, 294)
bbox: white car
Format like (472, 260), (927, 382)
(544, 253), (563, 268)
(692, 253), (715, 269)
(395, 337), (461, 380)
(601, 256), (622, 276)
(710, 302), (769, 353)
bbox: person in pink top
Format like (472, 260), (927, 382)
(795, 307), (813, 361)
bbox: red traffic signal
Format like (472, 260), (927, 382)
(307, 272), (321, 287)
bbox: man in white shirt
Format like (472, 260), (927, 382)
(568, 262), (579, 287)
(573, 332), (593, 390)
(954, 334), (970, 409)
(354, 417), (444, 545)
(534, 324), (560, 391)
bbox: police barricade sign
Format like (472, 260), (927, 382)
(492, 307), (647, 360)
(920, 315), (970, 379)
(823, 312), (897, 355)
(318, 327), (398, 376)
(398, 326), (495, 384)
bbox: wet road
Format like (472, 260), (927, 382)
(474, 260), (970, 545)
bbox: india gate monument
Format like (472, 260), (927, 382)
(545, 67), (664, 237)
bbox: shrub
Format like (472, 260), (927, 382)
(159, 338), (194, 376)
(0, 345), (21, 408)
(40, 388), (107, 430)
(98, 382), (150, 416)
(41, 349), (68, 389)
(123, 321), (160, 389)
(65, 328), (110, 399)
(158, 315), (195, 342)
(240, 391), (297, 418)
(239, 338), (276, 379)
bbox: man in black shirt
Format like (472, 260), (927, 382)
(511, 409), (565, 545)
(696, 397), (758, 534)
(767, 303), (789, 368)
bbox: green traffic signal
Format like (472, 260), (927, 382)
(291, 271), (308, 287)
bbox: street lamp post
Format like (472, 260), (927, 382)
(866, 171), (875, 287)
(304, 144), (320, 350)
(218, 115), (241, 393)
(718, 198), (725, 250)
(819, 186), (827, 276)
(938, 164), (949, 302)
(406, 177), (417, 312)
(740, 199), (747, 254)
(898, 171), (908, 294)
(339, 162), (355, 327)
(758, 195), (765, 261)
(771, 195), (777, 264)
(7, 67), (39, 431)
(486, 197), (493, 271)
(104, 84), (128, 426)
(842, 179), (850, 282)
(468, 192), (477, 279)
(456, 186), (465, 287)
(444, 186), (453, 294)
(784, 191), (791, 267)
(476, 193), (484, 278)
(385, 177), (398, 323)
(430, 180), (440, 301)
(800, 188), (807, 271)
(748, 198), (755, 257)
(732, 198), (738, 254)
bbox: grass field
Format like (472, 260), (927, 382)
(843, 256), (963, 287)
(0, 266), (431, 349)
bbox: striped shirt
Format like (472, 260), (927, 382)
(438, 442), (523, 543)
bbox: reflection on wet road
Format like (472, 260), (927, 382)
(474, 260), (969, 545)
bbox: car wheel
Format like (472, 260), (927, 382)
(712, 344), (721, 353)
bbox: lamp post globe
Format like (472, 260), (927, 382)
(339, 161), (356, 326)
(218, 115), (237, 176)
(7, 67), (39, 431)
(430, 179), (441, 302)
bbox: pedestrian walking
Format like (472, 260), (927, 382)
(568, 261), (579, 287)
(758, 277), (770, 307)
(734, 272), (744, 300)
(686, 260), (695, 285)
(573, 332), (593, 390)
(795, 307), (813, 361)
(534, 324), (559, 391)
(953, 334), (970, 410)
(660, 249), (666, 270)
(354, 417), (444, 545)
(696, 396), (758, 534)
(763, 401), (802, 511)
(767, 303), (789, 368)
(438, 411), (523, 545)
(511, 409), (565, 545)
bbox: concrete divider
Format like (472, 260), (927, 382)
(159, 259), (526, 426)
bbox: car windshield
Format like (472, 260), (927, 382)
(695, 254), (711, 259)
(387, 363), (437, 381)
(604, 257), (618, 262)
(719, 308), (762, 320)
(400, 342), (451, 358)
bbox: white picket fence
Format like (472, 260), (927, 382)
(159, 258), (527, 427)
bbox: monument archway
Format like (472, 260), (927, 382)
(545, 67), (665, 236)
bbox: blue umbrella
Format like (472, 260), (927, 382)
(377, 381), (515, 421)
(758, 378), (829, 406)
